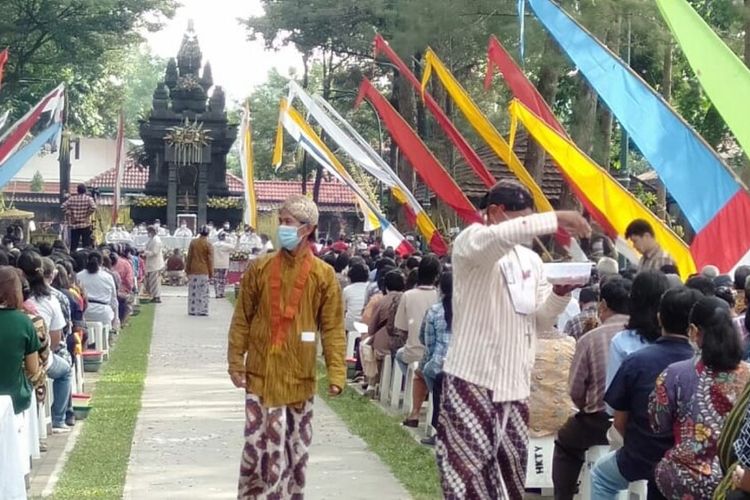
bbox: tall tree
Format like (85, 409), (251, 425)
(0, 0), (176, 134)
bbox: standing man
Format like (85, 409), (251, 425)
(239, 225), (262, 252)
(61, 184), (96, 250)
(212, 232), (234, 299)
(437, 180), (591, 499)
(185, 225), (213, 316)
(142, 226), (164, 304)
(227, 195), (345, 499)
(625, 219), (675, 273)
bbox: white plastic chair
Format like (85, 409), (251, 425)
(389, 359), (405, 411)
(525, 435), (555, 493)
(74, 352), (85, 393)
(346, 331), (360, 360)
(379, 354), (392, 405)
(576, 445), (610, 500)
(424, 392), (434, 436)
(627, 480), (648, 500)
(403, 362), (418, 415)
(86, 321), (103, 352)
(101, 324), (111, 360)
(43, 378), (52, 430)
(346, 321), (368, 360)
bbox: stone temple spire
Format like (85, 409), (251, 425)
(177, 19), (202, 76)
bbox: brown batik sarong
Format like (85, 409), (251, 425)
(436, 374), (530, 500)
(237, 393), (314, 500)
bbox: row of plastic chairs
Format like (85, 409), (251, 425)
(524, 436), (648, 499)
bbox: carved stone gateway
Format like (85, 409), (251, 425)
(138, 21), (238, 229)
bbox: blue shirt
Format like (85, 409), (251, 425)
(606, 329), (652, 390)
(605, 336), (695, 481)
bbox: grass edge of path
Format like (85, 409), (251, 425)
(226, 292), (440, 498)
(52, 304), (156, 499)
(316, 363), (441, 499)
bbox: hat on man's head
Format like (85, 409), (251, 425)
(596, 256), (619, 276)
(701, 264), (720, 279)
(479, 180), (533, 211)
(281, 194), (319, 226)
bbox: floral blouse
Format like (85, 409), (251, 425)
(648, 357), (750, 499)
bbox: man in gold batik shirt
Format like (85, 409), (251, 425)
(227, 194), (345, 499)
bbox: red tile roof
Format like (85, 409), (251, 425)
(4, 180), (61, 195)
(86, 165), (149, 191)
(86, 166), (356, 206)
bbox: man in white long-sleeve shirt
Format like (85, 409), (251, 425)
(436, 180), (590, 499)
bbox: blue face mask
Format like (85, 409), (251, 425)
(278, 225), (302, 250)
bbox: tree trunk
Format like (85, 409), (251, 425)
(592, 17), (621, 169)
(414, 53), (428, 140)
(312, 49), (335, 203)
(656, 43), (673, 220)
(570, 79), (598, 156)
(394, 71), (416, 193)
(389, 69), (416, 227)
(525, 38), (561, 184)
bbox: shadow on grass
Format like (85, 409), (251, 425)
(316, 363), (441, 500)
(53, 304), (156, 499)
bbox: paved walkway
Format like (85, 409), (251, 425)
(124, 286), (410, 500)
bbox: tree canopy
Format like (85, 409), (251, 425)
(0, 0), (176, 136)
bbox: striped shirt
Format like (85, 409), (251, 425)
(443, 213), (571, 402)
(638, 246), (674, 273)
(568, 313), (630, 413)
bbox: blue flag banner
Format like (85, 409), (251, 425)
(528, 0), (750, 272)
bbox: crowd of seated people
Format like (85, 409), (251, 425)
(0, 237), (145, 489)
(316, 217), (750, 500)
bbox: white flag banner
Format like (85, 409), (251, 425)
(278, 99), (413, 254)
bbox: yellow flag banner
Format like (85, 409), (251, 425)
(278, 99), (381, 231)
(421, 48), (552, 213)
(509, 99), (696, 278)
(240, 103), (257, 227)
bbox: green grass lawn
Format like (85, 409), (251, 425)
(53, 304), (156, 499)
(316, 364), (442, 500)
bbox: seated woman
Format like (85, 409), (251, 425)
(76, 252), (117, 329)
(53, 263), (85, 355)
(19, 251), (76, 431)
(607, 270), (671, 389)
(343, 263), (370, 334)
(649, 296), (750, 499)
(417, 272), (452, 446)
(364, 270), (405, 388)
(0, 265), (41, 415)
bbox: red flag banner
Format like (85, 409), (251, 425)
(485, 35), (618, 238)
(355, 78), (481, 225)
(0, 84), (64, 165)
(112, 111), (125, 225)
(374, 35), (496, 189)
(0, 49), (8, 90)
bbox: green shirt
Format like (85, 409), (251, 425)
(0, 309), (40, 414)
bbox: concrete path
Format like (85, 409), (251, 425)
(124, 286), (410, 500)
